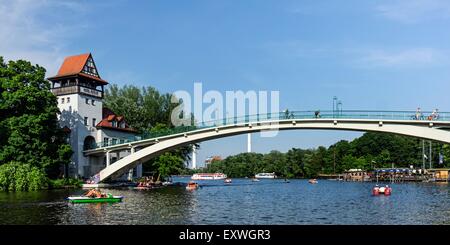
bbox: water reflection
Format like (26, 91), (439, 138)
(0, 179), (449, 224)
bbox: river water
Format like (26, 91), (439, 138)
(0, 178), (449, 225)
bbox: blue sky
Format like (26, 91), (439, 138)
(2, 0), (450, 166)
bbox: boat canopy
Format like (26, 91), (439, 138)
(374, 168), (410, 173)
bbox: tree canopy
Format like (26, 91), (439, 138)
(0, 57), (72, 183)
(103, 84), (193, 179)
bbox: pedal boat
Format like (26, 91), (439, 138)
(67, 195), (123, 203)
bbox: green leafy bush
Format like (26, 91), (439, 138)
(48, 178), (83, 189)
(0, 162), (48, 191)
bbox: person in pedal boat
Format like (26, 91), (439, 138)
(85, 188), (106, 198)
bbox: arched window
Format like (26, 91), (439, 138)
(83, 136), (96, 151)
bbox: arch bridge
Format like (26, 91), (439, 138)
(83, 110), (450, 182)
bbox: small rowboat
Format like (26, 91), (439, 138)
(67, 196), (124, 203)
(186, 181), (199, 190)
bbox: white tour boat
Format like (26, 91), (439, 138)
(255, 172), (277, 179)
(191, 173), (227, 180)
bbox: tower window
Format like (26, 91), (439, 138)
(67, 97), (70, 103)
(91, 99), (95, 106)
(85, 98), (89, 104)
(84, 117), (88, 126)
(104, 137), (109, 146)
(61, 98), (65, 104)
(92, 118), (96, 127)
(112, 138), (117, 145)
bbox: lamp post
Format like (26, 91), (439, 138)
(337, 101), (342, 116)
(333, 96), (337, 117)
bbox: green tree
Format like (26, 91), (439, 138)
(0, 162), (48, 191)
(151, 152), (184, 181)
(104, 85), (195, 178)
(104, 84), (179, 132)
(0, 57), (72, 178)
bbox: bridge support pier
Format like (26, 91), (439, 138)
(106, 151), (111, 167)
(128, 147), (136, 181)
(192, 144), (197, 169)
(247, 133), (252, 153)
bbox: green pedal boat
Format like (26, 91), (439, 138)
(67, 195), (124, 203)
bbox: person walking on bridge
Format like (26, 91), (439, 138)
(415, 107), (422, 120)
(432, 108), (439, 120)
(315, 110), (321, 118)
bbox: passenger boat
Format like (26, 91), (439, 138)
(308, 179), (318, 184)
(67, 195), (123, 203)
(254, 172), (277, 179)
(186, 181), (199, 190)
(191, 173), (227, 180)
(224, 178), (232, 184)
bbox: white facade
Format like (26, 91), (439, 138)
(57, 92), (142, 179)
(57, 93), (102, 177)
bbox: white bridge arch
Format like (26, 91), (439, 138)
(83, 111), (450, 182)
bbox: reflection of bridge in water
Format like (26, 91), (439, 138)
(83, 110), (450, 182)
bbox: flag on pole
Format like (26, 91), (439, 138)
(424, 154), (428, 160)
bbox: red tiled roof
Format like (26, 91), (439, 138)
(107, 115), (115, 121)
(96, 108), (137, 133)
(47, 53), (108, 85)
(57, 53), (90, 76)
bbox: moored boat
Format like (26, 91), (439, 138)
(67, 195), (123, 203)
(224, 178), (232, 184)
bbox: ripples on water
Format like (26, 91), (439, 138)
(0, 179), (449, 224)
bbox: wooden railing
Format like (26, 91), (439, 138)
(51, 86), (103, 98)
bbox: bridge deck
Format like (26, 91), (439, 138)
(84, 110), (450, 156)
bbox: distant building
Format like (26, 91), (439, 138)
(343, 169), (369, 181)
(47, 53), (142, 179)
(428, 168), (450, 182)
(205, 156), (222, 167)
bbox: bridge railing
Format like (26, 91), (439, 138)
(87, 110), (450, 150)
